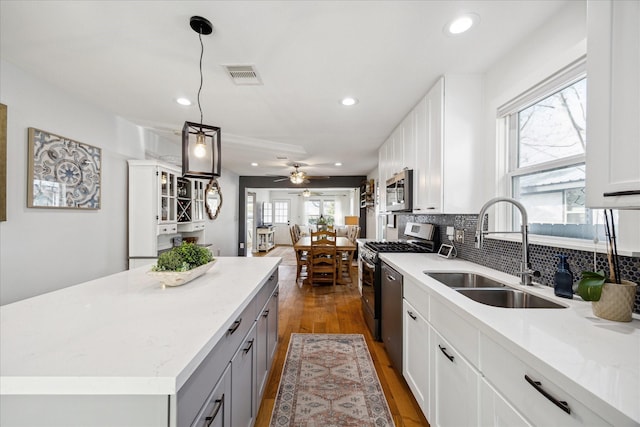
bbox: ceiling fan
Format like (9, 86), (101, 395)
(272, 163), (330, 184)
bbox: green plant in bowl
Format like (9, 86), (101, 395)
(576, 270), (606, 301)
(152, 243), (213, 272)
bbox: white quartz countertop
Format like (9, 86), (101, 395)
(0, 257), (280, 396)
(380, 253), (640, 426)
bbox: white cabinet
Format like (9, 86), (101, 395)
(178, 178), (206, 232)
(128, 161), (180, 259)
(128, 160), (206, 268)
(403, 299), (430, 418)
(378, 74), (483, 214)
(481, 335), (610, 427)
(586, 0), (640, 208)
(432, 328), (480, 427)
(413, 80), (444, 213)
(479, 379), (531, 427)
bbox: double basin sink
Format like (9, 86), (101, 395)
(425, 272), (565, 309)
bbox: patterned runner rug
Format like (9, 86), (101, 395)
(270, 333), (395, 426)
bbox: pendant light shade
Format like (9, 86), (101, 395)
(182, 121), (221, 179)
(182, 15), (221, 179)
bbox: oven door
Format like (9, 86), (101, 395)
(360, 256), (379, 340)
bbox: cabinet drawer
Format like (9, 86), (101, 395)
(191, 364), (231, 427)
(481, 335), (610, 427)
(255, 270), (279, 314)
(158, 224), (177, 234)
(403, 277), (429, 320)
(430, 299), (479, 368)
(177, 299), (256, 427)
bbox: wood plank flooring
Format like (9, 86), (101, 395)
(253, 246), (430, 427)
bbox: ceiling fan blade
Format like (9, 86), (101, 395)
(306, 176), (331, 180)
(273, 177), (288, 182)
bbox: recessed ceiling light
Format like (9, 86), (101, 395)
(176, 97), (192, 106)
(251, 162), (258, 166)
(335, 162), (342, 166)
(445, 13), (479, 35)
(341, 97), (358, 106)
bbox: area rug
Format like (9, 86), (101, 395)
(270, 333), (395, 427)
(263, 245), (297, 266)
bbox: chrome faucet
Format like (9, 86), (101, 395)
(475, 197), (540, 286)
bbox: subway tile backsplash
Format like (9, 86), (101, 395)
(397, 213), (640, 314)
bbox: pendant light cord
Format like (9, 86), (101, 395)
(197, 32), (204, 129)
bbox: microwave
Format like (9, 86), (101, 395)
(385, 170), (413, 212)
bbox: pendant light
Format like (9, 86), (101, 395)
(182, 15), (221, 180)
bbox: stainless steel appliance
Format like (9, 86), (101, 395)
(385, 170), (413, 212)
(381, 262), (403, 373)
(359, 222), (437, 341)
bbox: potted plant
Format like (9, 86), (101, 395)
(577, 211), (637, 322)
(148, 243), (215, 287)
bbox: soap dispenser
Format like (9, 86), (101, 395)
(554, 254), (574, 299)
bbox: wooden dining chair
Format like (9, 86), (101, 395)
(290, 226), (307, 281)
(308, 230), (337, 286)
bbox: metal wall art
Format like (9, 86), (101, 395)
(27, 128), (101, 209)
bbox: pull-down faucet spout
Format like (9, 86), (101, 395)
(475, 197), (540, 286)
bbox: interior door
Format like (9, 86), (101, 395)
(272, 199), (291, 245)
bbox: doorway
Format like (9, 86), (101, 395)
(246, 192), (256, 256)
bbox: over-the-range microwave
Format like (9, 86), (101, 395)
(385, 169), (412, 212)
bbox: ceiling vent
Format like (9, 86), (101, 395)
(224, 65), (263, 85)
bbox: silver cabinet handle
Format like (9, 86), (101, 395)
(205, 394), (224, 426)
(262, 309), (269, 318)
(524, 375), (571, 414)
(386, 274), (397, 281)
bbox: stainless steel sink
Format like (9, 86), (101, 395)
(425, 272), (507, 288)
(456, 288), (566, 309)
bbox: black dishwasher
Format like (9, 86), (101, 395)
(381, 262), (403, 374)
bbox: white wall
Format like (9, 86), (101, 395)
(481, 0), (587, 197)
(0, 60), (145, 305)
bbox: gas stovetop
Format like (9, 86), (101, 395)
(364, 241), (434, 253)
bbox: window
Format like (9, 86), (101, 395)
(499, 59), (610, 240)
(273, 200), (289, 224)
(304, 199), (336, 225)
(262, 202), (272, 224)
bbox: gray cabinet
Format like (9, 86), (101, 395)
(191, 364), (231, 427)
(257, 285), (279, 399)
(231, 324), (258, 427)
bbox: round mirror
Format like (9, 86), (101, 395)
(205, 178), (222, 220)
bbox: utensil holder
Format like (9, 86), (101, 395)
(592, 280), (637, 322)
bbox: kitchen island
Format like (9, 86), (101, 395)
(0, 256), (281, 426)
(381, 253), (639, 427)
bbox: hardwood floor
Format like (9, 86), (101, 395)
(253, 247), (430, 427)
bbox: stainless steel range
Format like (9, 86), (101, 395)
(359, 222), (437, 341)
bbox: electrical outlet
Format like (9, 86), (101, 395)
(455, 229), (465, 243)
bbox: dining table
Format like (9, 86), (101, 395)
(293, 236), (357, 285)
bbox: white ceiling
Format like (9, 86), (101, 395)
(0, 0), (567, 178)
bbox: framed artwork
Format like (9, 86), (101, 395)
(27, 128), (101, 209)
(0, 104), (6, 221)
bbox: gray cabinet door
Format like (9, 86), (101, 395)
(231, 324), (257, 427)
(266, 286), (279, 368)
(191, 364), (231, 427)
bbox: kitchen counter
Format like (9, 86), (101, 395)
(0, 256), (280, 396)
(380, 253), (639, 426)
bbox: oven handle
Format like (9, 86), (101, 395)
(360, 259), (376, 270)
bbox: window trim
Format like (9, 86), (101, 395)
(496, 57), (596, 244)
(272, 199), (290, 224)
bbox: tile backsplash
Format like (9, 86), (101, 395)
(397, 213), (640, 314)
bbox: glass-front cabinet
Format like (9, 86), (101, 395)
(159, 168), (177, 224)
(177, 178), (206, 232)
